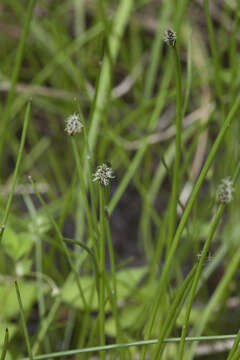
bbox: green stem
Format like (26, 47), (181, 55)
(106, 218), (122, 346)
(32, 233), (101, 355)
(15, 281), (34, 360)
(231, 346), (240, 360)
(178, 164), (240, 359)
(23, 194), (51, 353)
(229, 2), (240, 101)
(71, 138), (92, 226)
(99, 186), (106, 360)
(140, 90), (240, 360)
(108, 63), (172, 215)
(28, 176), (88, 311)
(189, 248), (240, 359)
(71, 138), (98, 256)
(227, 329), (240, 360)
(152, 264), (197, 359)
(168, 44), (183, 251)
(20, 334), (239, 360)
(187, 164), (240, 360)
(63, 237), (99, 287)
(88, 0), (134, 152)
(203, 0), (223, 115)
(0, 329), (9, 360)
(0, 0), (36, 163)
(0, 100), (31, 244)
(32, 297), (61, 355)
(178, 204), (225, 359)
(143, 2), (171, 100)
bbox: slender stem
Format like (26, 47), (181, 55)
(108, 63), (172, 215)
(88, 0), (134, 152)
(63, 237), (99, 285)
(229, 1), (240, 101)
(152, 265), (197, 359)
(231, 346), (240, 360)
(183, 33), (193, 117)
(168, 43), (183, 251)
(0, 0), (36, 162)
(15, 281), (34, 360)
(71, 138), (92, 228)
(71, 138), (98, 256)
(32, 297), (61, 355)
(24, 194), (51, 352)
(106, 218), (122, 345)
(24, 195), (51, 353)
(0, 329), (9, 360)
(32, 230), (103, 355)
(227, 329), (240, 360)
(99, 186), (106, 360)
(143, 2), (171, 100)
(0, 100), (31, 244)
(203, 0), (223, 115)
(190, 249), (240, 359)
(61, 309), (76, 352)
(187, 163), (240, 360)
(28, 176), (88, 311)
(140, 91), (240, 359)
(178, 204), (225, 359)
(20, 334), (239, 360)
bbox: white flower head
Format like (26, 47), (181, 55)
(51, 286), (60, 297)
(65, 113), (83, 136)
(216, 177), (234, 204)
(16, 264), (24, 276)
(93, 163), (115, 186)
(163, 29), (176, 47)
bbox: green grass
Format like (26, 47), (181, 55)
(1, 1), (240, 359)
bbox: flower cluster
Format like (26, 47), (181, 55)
(93, 163), (115, 186)
(163, 29), (176, 47)
(216, 177), (234, 204)
(64, 113), (83, 136)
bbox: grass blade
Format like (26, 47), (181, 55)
(20, 334), (238, 360)
(0, 329), (9, 360)
(15, 281), (34, 360)
(0, 0), (36, 161)
(0, 100), (31, 244)
(227, 329), (240, 360)
(140, 90), (240, 360)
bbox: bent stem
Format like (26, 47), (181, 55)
(63, 237), (99, 290)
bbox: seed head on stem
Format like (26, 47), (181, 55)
(216, 177), (234, 204)
(163, 29), (176, 47)
(93, 163), (115, 186)
(64, 113), (83, 136)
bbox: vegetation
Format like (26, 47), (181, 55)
(0, 1), (240, 359)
